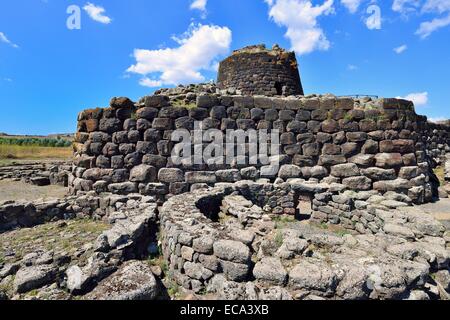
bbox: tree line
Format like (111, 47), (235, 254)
(0, 137), (72, 148)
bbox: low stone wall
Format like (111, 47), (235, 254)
(0, 190), (155, 233)
(0, 192), (158, 298)
(159, 182), (449, 299)
(0, 161), (71, 186)
(70, 91), (450, 205)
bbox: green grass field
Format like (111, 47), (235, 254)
(0, 135), (73, 167)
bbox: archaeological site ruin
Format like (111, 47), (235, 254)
(1, 44), (449, 301)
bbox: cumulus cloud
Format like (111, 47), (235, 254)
(0, 32), (19, 48)
(416, 12), (450, 37)
(83, 2), (112, 24)
(190, 0), (208, 12)
(428, 117), (448, 123)
(127, 23), (232, 87)
(394, 44), (408, 53)
(139, 78), (163, 88)
(397, 92), (429, 106)
(341, 0), (362, 13)
(392, 0), (421, 14)
(422, 0), (450, 13)
(265, 0), (335, 55)
(391, 0), (450, 37)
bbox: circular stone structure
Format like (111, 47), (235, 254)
(217, 44), (304, 97)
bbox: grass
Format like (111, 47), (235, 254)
(148, 255), (168, 275)
(165, 274), (181, 299)
(0, 276), (14, 297)
(274, 231), (284, 248)
(434, 165), (446, 186)
(272, 215), (296, 229)
(171, 100), (197, 109)
(1, 219), (110, 264)
(0, 144), (72, 163)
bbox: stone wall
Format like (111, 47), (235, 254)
(0, 161), (71, 186)
(217, 45), (304, 96)
(71, 91), (450, 205)
(159, 183), (448, 297)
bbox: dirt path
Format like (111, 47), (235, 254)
(0, 179), (68, 202)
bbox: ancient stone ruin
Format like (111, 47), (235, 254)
(217, 44), (304, 96)
(1, 45), (449, 301)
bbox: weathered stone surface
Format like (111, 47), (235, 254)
(129, 165), (156, 183)
(362, 167), (396, 181)
(373, 179), (410, 192)
(342, 176), (372, 191)
(158, 168), (184, 183)
(185, 171), (216, 184)
(278, 165), (301, 179)
(383, 223), (415, 239)
(216, 169), (241, 182)
(375, 153), (403, 168)
(108, 182), (137, 194)
(331, 164), (360, 178)
(399, 166), (420, 179)
(85, 261), (159, 300)
(362, 140), (379, 154)
(318, 155), (347, 166)
(14, 265), (56, 294)
(220, 260), (250, 282)
(193, 236), (215, 254)
(349, 154), (375, 167)
(253, 257), (287, 286)
(213, 240), (251, 264)
(136, 107), (158, 120)
(380, 139), (415, 153)
(289, 259), (337, 293)
(110, 97), (135, 109)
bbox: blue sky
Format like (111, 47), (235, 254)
(0, 0), (449, 135)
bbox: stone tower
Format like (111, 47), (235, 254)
(217, 44), (304, 96)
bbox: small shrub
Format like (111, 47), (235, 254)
(274, 231), (284, 248)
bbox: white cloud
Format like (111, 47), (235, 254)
(391, 0), (450, 37)
(341, 0), (362, 13)
(422, 0), (450, 13)
(347, 64), (358, 70)
(416, 13), (450, 37)
(190, 0), (208, 12)
(3, 78), (13, 82)
(397, 91), (429, 106)
(265, 0), (335, 55)
(392, 0), (421, 14)
(83, 3), (112, 24)
(127, 23), (232, 87)
(394, 44), (408, 53)
(139, 78), (163, 88)
(0, 32), (19, 48)
(428, 117), (448, 123)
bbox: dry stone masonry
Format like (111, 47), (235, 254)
(2, 45), (450, 301)
(71, 88), (450, 210)
(217, 44), (304, 96)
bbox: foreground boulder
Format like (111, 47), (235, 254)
(84, 261), (160, 300)
(14, 265), (57, 294)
